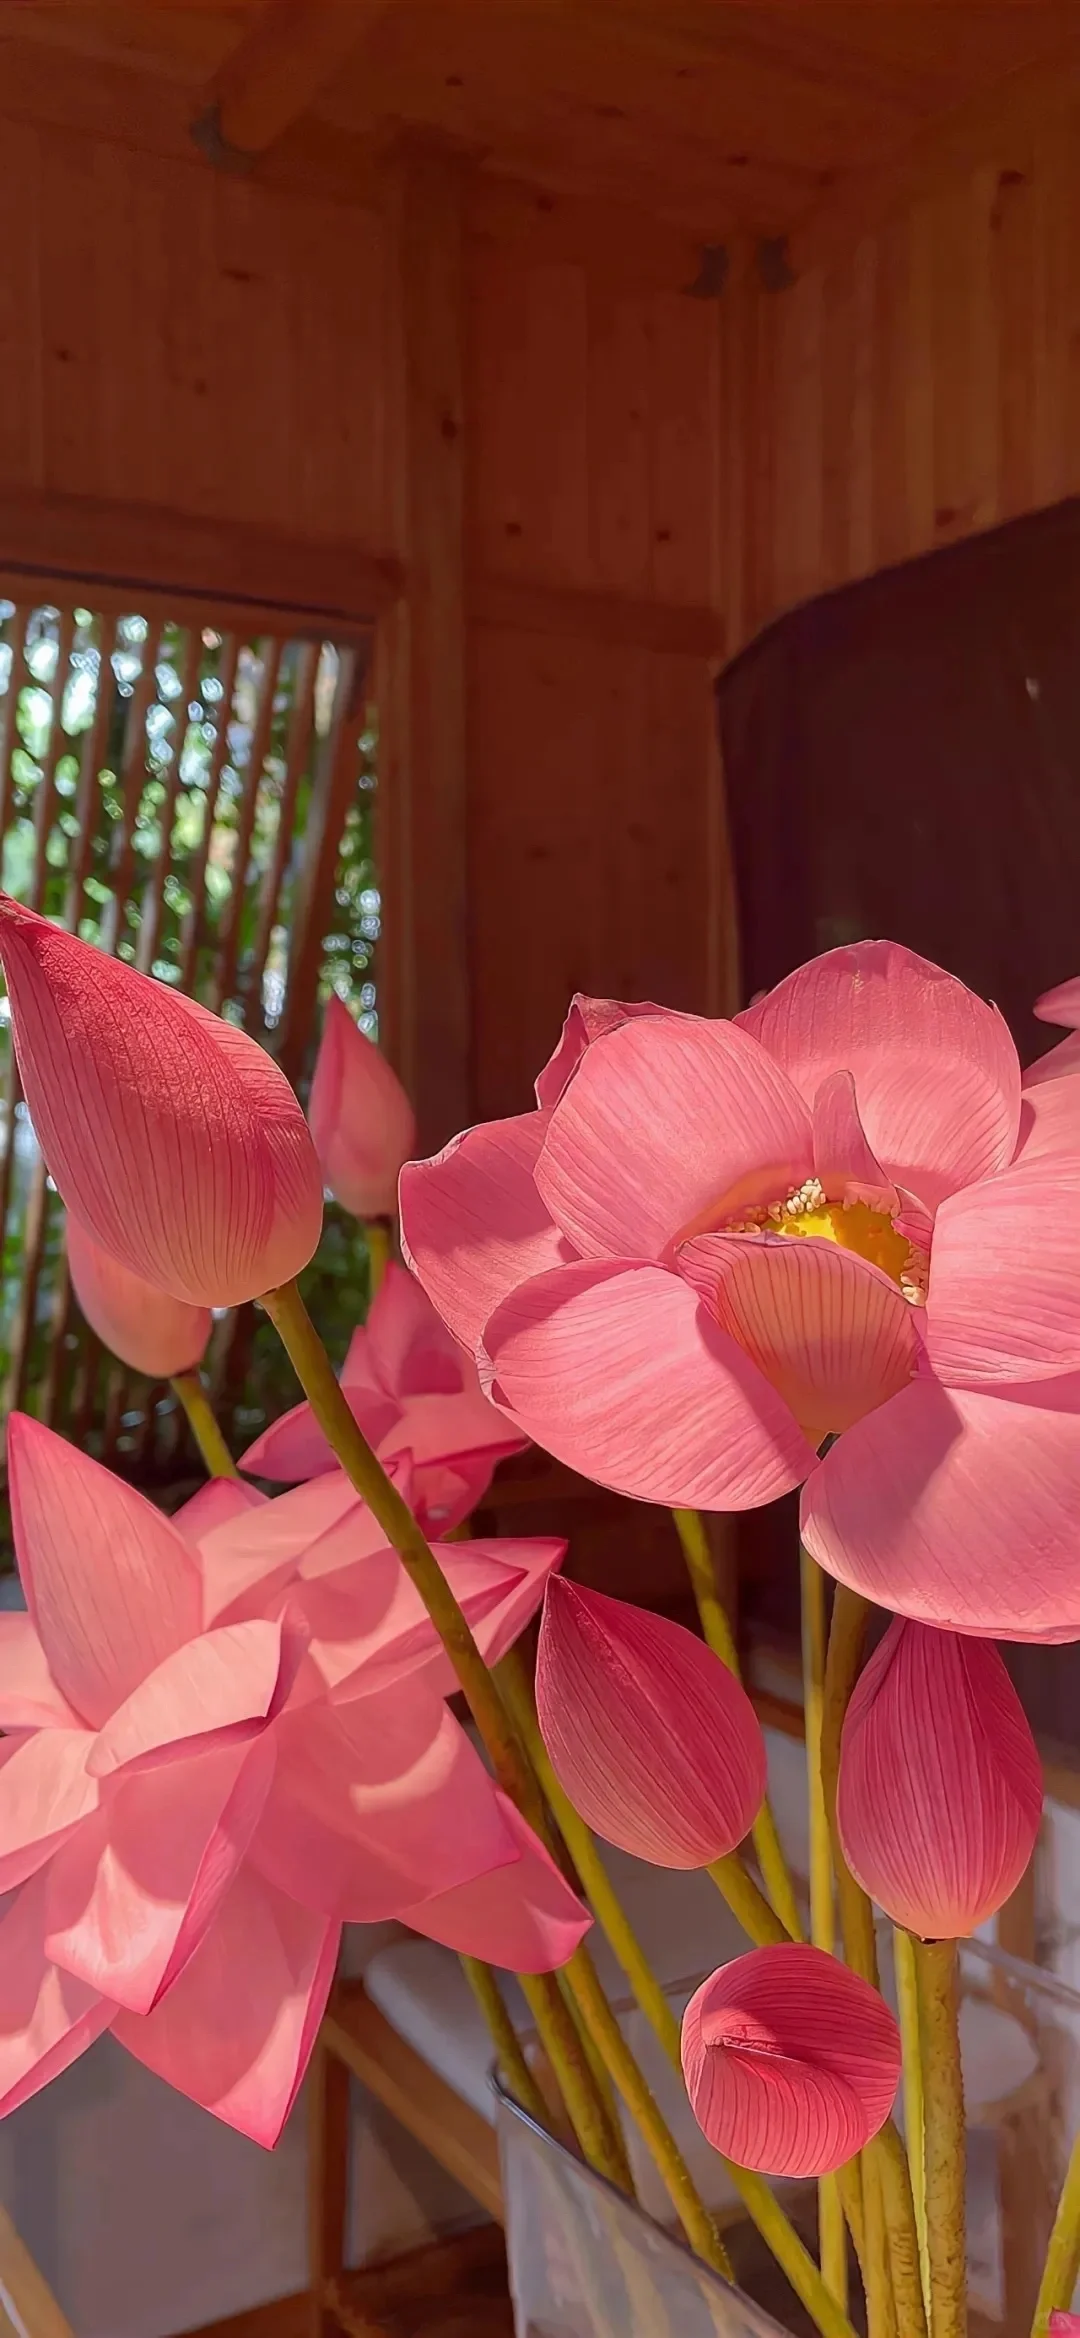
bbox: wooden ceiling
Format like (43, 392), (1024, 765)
(7, 1), (1080, 233)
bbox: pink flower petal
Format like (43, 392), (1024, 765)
(364, 1261), (464, 1397)
(113, 1865), (338, 2146)
(197, 1471), (379, 1626)
(399, 1112), (576, 1353)
(682, 1944), (901, 2178)
(239, 1382), (402, 1484)
(0, 1731), (99, 1891)
(837, 1620), (1042, 1938)
(738, 942), (1021, 1213)
(0, 1614), (80, 1729)
(1025, 1032), (1080, 1088)
(44, 1738), (276, 2016)
(483, 1260), (813, 1509)
(1013, 1076), (1080, 1164)
(679, 1233), (918, 1444)
(925, 1159), (1080, 1382)
(308, 993), (416, 1219)
(1049, 2317), (1080, 2332)
(304, 1535), (564, 1702)
(0, 897), (323, 1307)
(247, 1687), (517, 1921)
(8, 1414), (202, 1726)
(537, 1581), (765, 1867)
(0, 1868), (112, 2117)
(811, 1070), (894, 1202)
(801, 1375), (1080, 1639)
(401, 1795), (591, 1972)
(66, 1218), (211, 1378)
(534, 996), (677, 1112)
(378, 1389), (525, 1474)
(173, 1479), (268, 1549)
(87, 1621), (289, 1778)
(1036, 976), (1080, 1028)
(536, 1015), (812, 1260)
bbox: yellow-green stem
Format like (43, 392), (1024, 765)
(862, 2147), (897, 2338)
(461, 1957), (547, 2124)
(801, 1548), (847, 2314)
(260, 1277), (626, 2188)
(171, 1371), (240, 1480)
(1034, 2130), (1080, 2334)
(869, 2124), (928, 2338)
(557, 1961), (627, 2145)
(562, 1945), (732, 2279)
(363, 1217), (390, 1296)
(707, 1852), (790, 1946)
(673, 1507), (803, 1942)
(913, 1936), (965, 2338)
(499, 1648), (858, 2338)
(894, 1926), (930, 2316)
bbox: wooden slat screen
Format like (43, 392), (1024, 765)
(0, 596), (378, 1507)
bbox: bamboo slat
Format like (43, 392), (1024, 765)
(208, 635), (283, 1015)
(64, 612), (119, 930)
(135, 625), (201, 977)
(0, 605), (31, 843)
(100, 623), (161, 958)
(276, 644), (365, 1085)
(176, 630), (240, 996)
(29, 607), (76, 907)
(244, 637), (318, 1033)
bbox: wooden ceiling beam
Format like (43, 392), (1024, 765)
(191, 0), (394, 167)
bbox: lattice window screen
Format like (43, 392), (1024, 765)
(0, 596), (378, 1490)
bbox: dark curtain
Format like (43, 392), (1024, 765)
(716, 495), (1080, 1069)
(715, 498), (1080, 1735)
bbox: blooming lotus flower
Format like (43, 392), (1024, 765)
(195, 1456), (566, 1701)
(240, 1261), (526, 1529)
(66, 1217), (211, 1378)
(309, 993), (416, 1219)
(402, 945), (1080, 1641)
(0, 897), (323, 1307)
(836, 1619), (1042, 1939)
(0, 1418), (586, 2134)
(535, 1580), (765, 1867)
(681, 1944), (901, 2177)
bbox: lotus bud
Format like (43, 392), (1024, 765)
(836, 1618), (1042, 1939)
(1049, 2317), (1080, 2332)
(308, 993), (416, 1219)
(535, 1579), (765, 1867)
(0, 898), (323, 1308)
(66, 1218), (211, 1378)
(682, 1944), (901, 2177)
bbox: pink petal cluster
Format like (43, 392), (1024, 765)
(836, 1619), (1042, 1938)
(66, 1218), (211, 1379)
(0, 899), (323, 1308)
(536, 1580), (765, 1867)
(0, 1418), (586, 2145)
(308, 992), (417, 1220)
(401, 946), (1080, 1640)
(242, 1263), (526, 1531)
(681, 1945), (901, 2177)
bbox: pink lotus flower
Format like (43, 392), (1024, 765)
(309, 993), (416, 1219)
(0, 1419), (589, 2139)
(66, 1217), (211, 1378)
(536, 1580), (765, 1867)
(681, 1944), (901, 2177)
(195, 1455), (566, 1702)
(1049, 2316), (1080, 2331)
(836, 1619), (1042, 1938)
(0, 898), (323, 1307)
(241, 1261), (526, 1529)
(401, 945), (1080, 1640)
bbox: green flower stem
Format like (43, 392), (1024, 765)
(363, 1217), (390, 1297)
(861, 2146), (897, 2338)
(707, 1852), (790, 1946)
(868, 2123), (928, 2338)
(1033, 2130), (1080, 2334)
(673, 1508), (804, 1942)
(499, 1650), (859, 2338)
(912, 1936), (965, 2338)
(894, 1926), (930, 2316)
(171, 1371), (240, 1480)
(460, 1957), (548, 2124)
(801, 1548), (847, 2313)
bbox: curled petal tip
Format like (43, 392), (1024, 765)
(308, 993), (416, 1219)
(0, 901), (322, 1306)
(682, 1944), (901, 2178)
(536, 1578), (765, 1868)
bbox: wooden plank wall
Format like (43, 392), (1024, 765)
(725, 101), (1080, 646)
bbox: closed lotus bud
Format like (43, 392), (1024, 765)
(682, 1944), (901, 2178)
(535, 1579), (765, 1867)
(837, 1618), (1042, 1939)
(308, 993), (416, 1219)
(66, 1218), (210, 1377)
(0, 898), (323, 1307)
